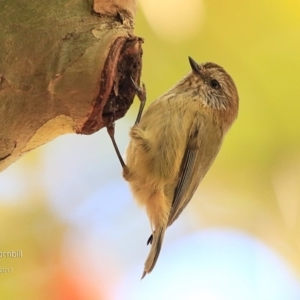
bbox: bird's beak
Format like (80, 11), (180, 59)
(188, 56), (202, 77)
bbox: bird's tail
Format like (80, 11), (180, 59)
(141, 226), (166, 279)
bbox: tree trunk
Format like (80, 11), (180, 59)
(0, 0), (143, 171)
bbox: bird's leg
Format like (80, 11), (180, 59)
(147, 233), (153, 245)
(107, 77), (146, 169)
(130, 77), (147, 125)
(107, 115), (126, 168)
(106, 87), (126, 169)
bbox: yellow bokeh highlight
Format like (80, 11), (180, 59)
(139, 0), (205, 42)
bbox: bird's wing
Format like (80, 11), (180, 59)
(167, 116), (204, 226)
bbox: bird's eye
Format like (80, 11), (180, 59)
(209, 79), (221, 90)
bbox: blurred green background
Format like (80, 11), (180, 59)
(0, 0), (300, 299)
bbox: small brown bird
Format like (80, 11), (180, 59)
(108, 56), (239, 278)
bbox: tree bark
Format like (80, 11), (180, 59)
(0, 0), (143, 172)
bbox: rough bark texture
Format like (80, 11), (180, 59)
(0, 0), (143, 172)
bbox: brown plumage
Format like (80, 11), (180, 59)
(123, 57), (239, 278)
